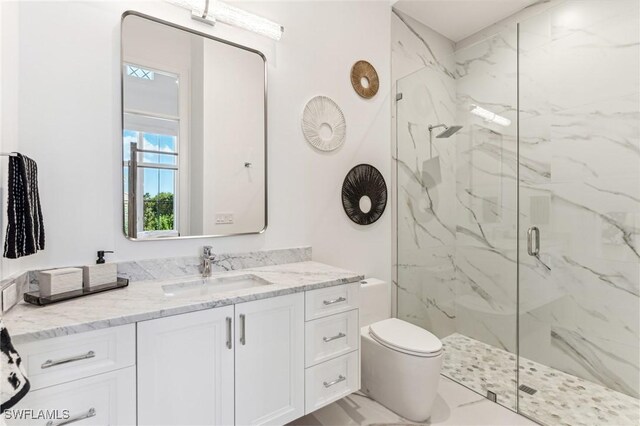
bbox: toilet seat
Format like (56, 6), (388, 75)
(368, 318), (442, 358)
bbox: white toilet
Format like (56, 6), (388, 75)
(359, 279), (443, 422)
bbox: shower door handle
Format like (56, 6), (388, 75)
(527, 226), (540, 256)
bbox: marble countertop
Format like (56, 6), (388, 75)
(3, 261), (363, 344)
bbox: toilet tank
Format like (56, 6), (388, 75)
(359, 278), (391, 327)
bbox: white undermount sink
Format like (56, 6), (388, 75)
(162, 274), (273, 297)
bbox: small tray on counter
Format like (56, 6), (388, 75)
(24, 278), (129, 306)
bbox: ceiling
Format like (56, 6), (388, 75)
(393, 0), (539, 42)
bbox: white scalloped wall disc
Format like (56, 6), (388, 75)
(301, 96), (346, 151)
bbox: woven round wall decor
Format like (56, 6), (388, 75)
(342, 164), (387, 225)
(350, 60), (379, 99)
(302, 96), (346, 151)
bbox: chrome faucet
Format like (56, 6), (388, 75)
(201, 246), (216, 277)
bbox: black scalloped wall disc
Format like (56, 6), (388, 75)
(342, 164), (387, 225)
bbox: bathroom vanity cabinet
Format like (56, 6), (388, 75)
(7, 282), (360, 426)
(138, 293), (304, 425)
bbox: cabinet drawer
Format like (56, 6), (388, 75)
(16, 325), (135, 390)
(6, 367), (136, 426)
(305, 283), (359, 321)
(305, 310), (359, 367)
(304, 351), (359, 414)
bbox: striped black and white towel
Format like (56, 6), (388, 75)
(0, 320), (30, 412)
(3, 154), (45, 259)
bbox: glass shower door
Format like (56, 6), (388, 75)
(395, 2), (639, 423)
(451, 26), (520, 412)
(518, 1), (640, 424)
(395, 23), (519, 411)
(396, 66), (459, 352)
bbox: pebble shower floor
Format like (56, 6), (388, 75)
(441, 333), (639, 426)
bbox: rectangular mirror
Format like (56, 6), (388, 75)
(121, 12), (267, 240)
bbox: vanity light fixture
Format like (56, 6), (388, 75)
(470, 104), (511, 127)
(213, 1), (284, 40)
(168, 0), (284, 40)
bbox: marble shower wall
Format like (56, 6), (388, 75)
(517, 0), (640, 399)
(393, 10), (520, 410)
(393, 7), (520, 364)
(453, 26), (519, 358)
(449, 23), (521, 412)
(393, 0), (639, 401)
(392, 9), (458, 337)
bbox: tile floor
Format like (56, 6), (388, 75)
(442, 333), (640, 426)
(289, 375), (536, 426)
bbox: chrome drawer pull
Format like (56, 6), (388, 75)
(46, 407), (95, 426)
(323, 375), (346, 388)
(323, 332), (346, 343)
(226, 317), (232, 349)
(239, 314), (246, 345)
(41, 351), (95, 369)
(323, 297), (346, 306)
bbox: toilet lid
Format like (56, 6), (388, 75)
(369, 318), (442, 357)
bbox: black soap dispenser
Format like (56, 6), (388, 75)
(96, 250), (114, 264)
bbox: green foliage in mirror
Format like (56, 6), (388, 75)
(143, 192), (174, 231)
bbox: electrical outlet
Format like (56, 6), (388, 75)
(215, 213), (234, 225)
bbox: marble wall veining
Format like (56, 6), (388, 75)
(20, 247), (312, 289)
(116, 246), (312, 282)
(393, 0), (639, 408)
(391, 8), (457, 320)
(517, 0), (640, 400)
(392, 8), (458, 338)
(453, 24), (519, 363)
(393, 7), (520, 410)
(0, 247), (313, 303)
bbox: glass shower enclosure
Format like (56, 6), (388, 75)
(395, 1), (639, 425)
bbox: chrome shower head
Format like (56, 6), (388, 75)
(435, 125), (463, 138)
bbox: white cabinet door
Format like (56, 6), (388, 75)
(6, 367), (136, 426)
(235, 293), (304, 425)
(137, 306), (235, 426)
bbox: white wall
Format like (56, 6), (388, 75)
(0, 1), (21, 280)
(0, 1), (391, 285)
(0, 2), (3, 280)
(202, 39), (265, 235)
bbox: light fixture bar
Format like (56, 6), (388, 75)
(212, 1), (283, 41)
(166, 0), (284, 40)
(470, 104), (511, 127)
